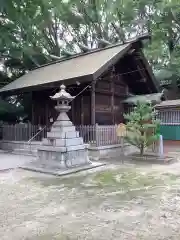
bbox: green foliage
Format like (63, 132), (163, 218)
(0, 0), (180, 87)
(0, 98), (24, 123)
(124, 102), (160, 156)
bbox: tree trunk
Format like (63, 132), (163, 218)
(140, 144), (144, 156)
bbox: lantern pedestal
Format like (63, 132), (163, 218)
(22, 84), (104, 175)
(37, 84), (91, 168)
(22, 84), (95, 175)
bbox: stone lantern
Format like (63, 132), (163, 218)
(37, 84), (91, 169)
(50, 84), (74, 124)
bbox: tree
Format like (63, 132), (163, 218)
(0, 0), (179, 93)
(124, 102), (160, 156)
(0, 0), (179, 72)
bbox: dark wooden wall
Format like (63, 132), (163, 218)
(31, 85), (92, 126)
(31, 47), (153, 126)
(31, 70), (131, 126)
(95, 70), (128, 124)
(31, 72), (128, 126)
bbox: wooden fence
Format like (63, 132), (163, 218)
(0, 123), (162, 154)
(76, 125), (121, 147)
(1, 123), (121, 147)
(2, 124), (47, 141)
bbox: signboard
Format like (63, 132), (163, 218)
(116, 123), (126, 137)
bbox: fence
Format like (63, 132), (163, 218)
(157, 109), (180, 140)
(157, 109), (180, 124)
(1, 123), (162, 154)
(1, 123), (121, 147)
(76, 125), (121, 147)
(2, 123), (47, 141)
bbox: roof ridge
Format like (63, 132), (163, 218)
(33, 34), (150, 71)
(34, 42), (130, 71)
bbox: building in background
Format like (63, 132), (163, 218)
(0, 35), (159, 126)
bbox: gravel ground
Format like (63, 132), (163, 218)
(1, 162), (180, 239)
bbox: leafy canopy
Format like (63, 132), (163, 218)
(124, 102), (160, 156)
(0, 0), (180, 121)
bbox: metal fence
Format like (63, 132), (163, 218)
(1, 123), (121, 147)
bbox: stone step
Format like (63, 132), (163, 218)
(12, 148), (37, 156)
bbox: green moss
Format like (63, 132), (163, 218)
(94, 170), (118, 186)
(162, 173), (180, 181)
(26, 174), (86, 188)
(93, 169), (164, 191)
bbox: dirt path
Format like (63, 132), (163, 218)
(1, 162), (180, 239)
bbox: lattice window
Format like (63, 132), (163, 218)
(157, 110), (180, 124)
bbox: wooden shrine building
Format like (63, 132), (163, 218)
(0, 35), (160, 126)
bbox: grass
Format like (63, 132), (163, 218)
(26, 167), (180, 193)
(90, 169), (180, 202)
(26, 174), (86, 188)
(93, 169), (165, 190)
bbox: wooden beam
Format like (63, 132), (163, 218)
(91, 80), (96, 125)
(137, 50), (160, 92)
(31, 101), (34, 124)
(45, 101), (49, 126)
(110, 74), (115, 124)
(31, 92), (36, 124)
(131, 51), (152, 92)
(81, 95), (84, 125)
(71, 99), (75, 124)
(95, 89), (127, 98)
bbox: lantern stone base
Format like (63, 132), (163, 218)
(21, 161), (105, 177)
(37, 145), (91, 168)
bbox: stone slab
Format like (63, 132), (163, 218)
(42, 137), (83, 147)
(20, 161), (105, 177)
(38, 144), (85, 152)
(127, 154), (176, 165)
(56, 138), (83, 146)
(88, 144), (137, 160)
(52, 121), (73, 127)
(51, 126), (76, 132)
(47, 131), (79, 139)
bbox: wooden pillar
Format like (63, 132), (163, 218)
(91, 80), (96, 125)
(110, 75), (115, 124)
(31, 92), (35, 124)
(45, 101), (49, 126)
(71, 99), (75, 124)
(80, 95), (84, 125)
(31, 101), (34, 124)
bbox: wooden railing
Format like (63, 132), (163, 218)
(76, 124), (121, 147)
(1, 123), (121, 147)
(1, 123), (162, 154)
(2, 123), (48, 141)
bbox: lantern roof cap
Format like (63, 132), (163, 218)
(50, 84), (75, 101)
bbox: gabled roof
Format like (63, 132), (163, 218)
(0, 43), (131, 93)
(155, 99), (180, 108)
(123, 93), (164, 104)
(0, 35), (158, 94)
